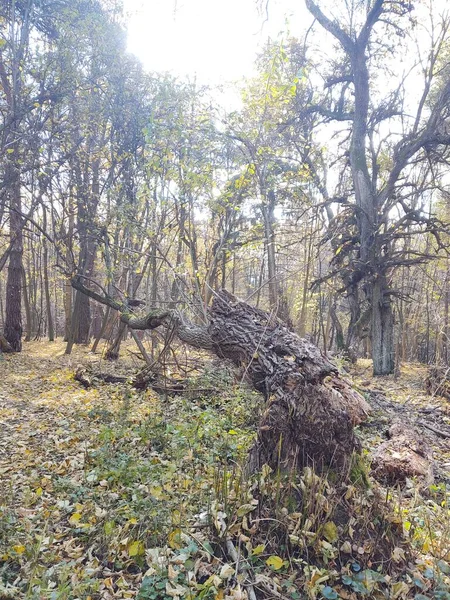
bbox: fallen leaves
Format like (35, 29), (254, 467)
(265, 555), (284, 570)
(1, 343), (449, 599)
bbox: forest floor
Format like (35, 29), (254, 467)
(0, 341), (449, 600)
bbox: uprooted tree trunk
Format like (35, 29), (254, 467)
(208, 291), (370, 472)
(71, 277), (370, 473)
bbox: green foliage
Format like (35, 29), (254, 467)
(349, 452), (371, 490)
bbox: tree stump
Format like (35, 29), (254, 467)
(0, 334), (14, 353)
(425, 365), (450, 400)
(371, 421), (434, 486)
(208, 291), (370, 473)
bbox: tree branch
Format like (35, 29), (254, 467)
(305, 0), (354, 53)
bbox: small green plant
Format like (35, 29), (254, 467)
(348, 452), (371, 490)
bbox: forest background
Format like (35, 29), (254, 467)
(0, 0), (450, 372)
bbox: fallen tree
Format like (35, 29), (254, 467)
(208, 291), (370, 472)
(71, 277), (370, 473)
(74, 364), (186, 395)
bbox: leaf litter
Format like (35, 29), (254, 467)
(0, 343), (449, 599)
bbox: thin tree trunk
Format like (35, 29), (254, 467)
(105, 321), (127, 360)
(42, 211), (54, 341)
(91, 306), (111, 353)
(299, 220), (314, 337)
(64, 190), (75, 341)
(22, 268), (32, 343)
(262, 190), (278, 312)
(4, 153), (23, 351)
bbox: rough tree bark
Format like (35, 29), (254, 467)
(208, 291), (370, 472)
(3, 146), (23, 352)
(72, 277), (370, 473)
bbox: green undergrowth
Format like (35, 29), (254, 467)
(0, 361), (449, 599)
(0, 366), (261, 599)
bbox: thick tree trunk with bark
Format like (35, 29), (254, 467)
(208, 291), (370, 472)
(372, 275), (394, 375)
(305, 0), (397, 375)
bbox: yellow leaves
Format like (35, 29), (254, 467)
(149, 484), (164, 499)
(265, 555), (284, 570)
(219, 563), (234, 579)
(390, 581), (410, 599)
(308, 569), (329, 588)
(168, 528), (183, 550)
(392, 546), (406, 563)
(104, 521), (115, 535)
(128, 540), (145, 557)
(166, 581), (189, 597)
(69, 512), (82, 525)
(252, 544), (265, 556)
(4, 341), (450, 600)
(61, 538), (84, 559)
(322, 521), (338, 543)
(236, 503), (256, 518)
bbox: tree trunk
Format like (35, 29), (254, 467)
(105, 321), (127, 360)
(63, 190), (75, 341)
(42, 210), (54, 342)
(261, 190), (278, 312)
(22, 268), (32, 342)
(71, 276), (371, 473)
(305, 0), (395, 375)
(72, 289), (91, 343)
(208, 291), (370, 472)
(91, 306), (111, 353)
(372, 275), (394, 375)
(4, 154), (23, 352)
(0, 334), (14, 353)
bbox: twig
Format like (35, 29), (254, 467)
(130, 330), (152, 366)
(225, 538), (257, 600)
(255, 580), (291, 600)
(417, 420), (450, 439)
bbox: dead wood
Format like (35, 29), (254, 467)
(208, 291), (370, 473)
(417, 420), (450, 439)
(0, 334), (14, 353)
(74, 364), (185, 395)
(425, 365), (450, 400)
(74, 365), (128, 388)
(132, 365), (185, 394)
(371, 421), (434, 486)
(70, 280), (371, 473)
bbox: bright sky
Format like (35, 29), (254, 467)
(124, 0), (310, 85)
